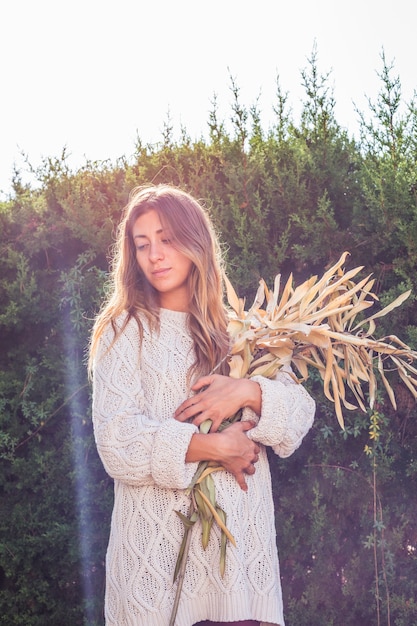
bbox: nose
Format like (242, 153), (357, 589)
(148, 242), (164, 262)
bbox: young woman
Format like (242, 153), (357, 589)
(89, 184), (315, 626)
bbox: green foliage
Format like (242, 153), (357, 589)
(354, 52), (417, 292)
(271, 388), (417, 626)
(0, 176), (112, 624)
(1, 48), (417, 624)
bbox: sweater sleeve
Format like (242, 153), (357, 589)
(241, 368), (315, 457)
(91, 322), (199, 490)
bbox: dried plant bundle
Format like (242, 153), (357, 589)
(170, 251), (417, 624)
(226, 250), (417, 428)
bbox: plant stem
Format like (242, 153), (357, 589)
(169, 501), (195, 626)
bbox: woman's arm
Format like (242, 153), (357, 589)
(174, 374), (262, 431)
(242, 370), (315, 457)
(92, 321), (200, 490)
(174, 375), (263, 489)
(174, 370), (315, 459)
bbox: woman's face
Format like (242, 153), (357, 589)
(132, 209), (193, 311)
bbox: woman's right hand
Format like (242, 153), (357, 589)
(213, 421), (261, 491)
(186, 421), (260, 491)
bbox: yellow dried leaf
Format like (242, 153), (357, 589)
(377, 353), (397, 409)
(331, 370), (345, 429)
(249, 360), (282, 379)
(224, 271), (244, 317)
(353, 290), (411, 331)
(274, 272), (294, 315)
(196, 489), (236, 547)
(248, 280), (266, 316)
(227, 318), (247, 338)
(228, 354), (246, 379)
(292, 356), (309, 380)
(323, 347), (334, 402)
(266, 274), (281, 314)
(398, 369), (417, 399)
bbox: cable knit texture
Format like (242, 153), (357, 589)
(92, 309), (315, 626)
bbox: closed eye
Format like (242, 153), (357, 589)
(136, 238), (171, 251)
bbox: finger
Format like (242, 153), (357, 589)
(174, 402), (189, 420)
(235, 472), (248, 491)
(191, 376), (212, 392)
(239, 420), (256, 432)
(191, 412), (210, 429)
(192, 413), (224, 434)
(174, 407), (192, 422)
(174, 399), (201, 421)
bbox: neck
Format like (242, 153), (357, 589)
(158, 294), (189, 312)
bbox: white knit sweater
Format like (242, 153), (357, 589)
(92, 309), (315, 626)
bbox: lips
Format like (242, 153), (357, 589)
(152, 267), (171, 277)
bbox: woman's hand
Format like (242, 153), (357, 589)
(174, 374), (261, 432)
(185, 421), (261, 491)
(215, 421), (261, 491)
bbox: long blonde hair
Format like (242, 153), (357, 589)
(88, 184), (230, 378)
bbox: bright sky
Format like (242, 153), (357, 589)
(1, 0), (415, 198)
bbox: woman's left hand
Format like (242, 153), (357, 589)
(174, 374), (261, 432)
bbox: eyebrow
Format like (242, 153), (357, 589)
(133, 227), (164, 240)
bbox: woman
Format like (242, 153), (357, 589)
(89, 184), (315, 626)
